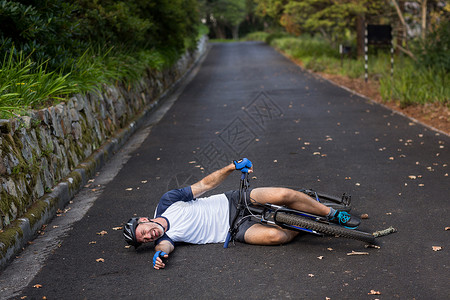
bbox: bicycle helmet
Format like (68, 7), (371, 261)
(123, 217), (142, 248)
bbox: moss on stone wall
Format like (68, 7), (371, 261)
(0, 43), (204, 231)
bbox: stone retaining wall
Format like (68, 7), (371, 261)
(0, 37), (207, 231)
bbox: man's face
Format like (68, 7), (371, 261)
(135, 217), (164, 243)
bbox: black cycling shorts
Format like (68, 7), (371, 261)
(225, 189), (258, 243)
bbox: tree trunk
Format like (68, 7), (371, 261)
(356, 14), (365, 58)
(214, 24), (227, 39)
(232, 24), (240, 40)
(421, 0), (427, 40)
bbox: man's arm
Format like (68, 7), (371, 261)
(190, 163), (235, 198)
(191, 159), (253, 198)
(153, 240), (174, 270)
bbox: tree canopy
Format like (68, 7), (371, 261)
(0, 0), (200, 69)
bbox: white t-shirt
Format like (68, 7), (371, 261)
(154, 187), (230, 245)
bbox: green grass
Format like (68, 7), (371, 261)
(0, 45), (177, 118)
(0, 48), (77, 116)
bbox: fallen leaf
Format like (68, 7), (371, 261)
(141, 180), (148, 184)
(112, 227), (123, 231)
(317, 256), (324, 260)
(96, 258), (105, 262)
(97, 230), (108, 236)
(445, 227), (450, 231)
(432, 246), (442, 251)
(408, 175), (417, 179)
(20, 296), (27, 299)
(308, 274), (314, 277)
(355, 183), (361, 186)
(347, 251), (369, 256)
(89, 241), (96, 244)
(361, 214), (369, 219)
(365, 244), (381, 249)
(33, 284), (43, 289)
(368, 290), (381, 295)
(327, 248), (334, 251)
(188, 161), (196, 164)
(125, 245), (131, 249)
(125, 188), (133, 191)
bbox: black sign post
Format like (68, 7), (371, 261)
(364, 24), (393, 83)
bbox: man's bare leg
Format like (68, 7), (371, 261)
(242, 187), (328, 245)
(249, 187), (331, 216)
(244, 223), (299, 245)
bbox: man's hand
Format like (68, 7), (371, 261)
(153, 250), (168, 270)
(233, 158), (253, 173)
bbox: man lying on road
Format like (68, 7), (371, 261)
(123, 158), (360, 269)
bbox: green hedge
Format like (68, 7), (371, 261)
(0, 0), (200, 71)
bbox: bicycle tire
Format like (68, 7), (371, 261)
(276, 212), (375, 244)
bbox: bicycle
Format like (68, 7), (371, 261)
(224, 172), (376, 248)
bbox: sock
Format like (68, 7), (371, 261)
(327, 207), (337, 219)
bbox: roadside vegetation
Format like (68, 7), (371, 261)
(245, 30), (449, 108)
(203, 0), (449, 109)
(0, 0), (202, 118)
(1, 0), (448, 118)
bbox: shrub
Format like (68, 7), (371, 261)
(0, 0), (84, 70)
(416, 19), (450, 72)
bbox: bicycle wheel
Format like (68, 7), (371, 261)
(276, 212), (375, 244)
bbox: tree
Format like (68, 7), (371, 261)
(255, 0), (388, 43)
(390, 0), (449, 60)
(202, 0), (247, 39)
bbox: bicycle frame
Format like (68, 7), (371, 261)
(224, 172), (353, 248)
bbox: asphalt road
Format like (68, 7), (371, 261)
(2, 42), (449, 299)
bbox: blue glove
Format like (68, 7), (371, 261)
(153, 250), (167, 267)
(233, 158), (252, 173)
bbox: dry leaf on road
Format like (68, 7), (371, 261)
(96, 230), (108, 235)
(368, 290), (381, 295)
(432, 246), (442, 251)
(33, 284), (43, 288)
(96, 258), (105, 262)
